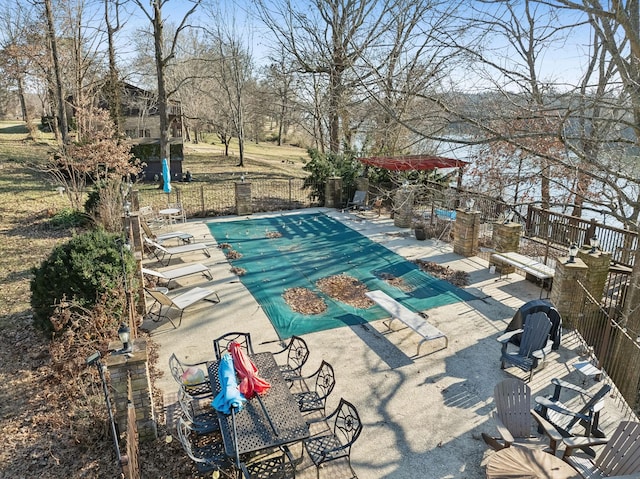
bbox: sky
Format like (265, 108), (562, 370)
(116, 0), (596, 90)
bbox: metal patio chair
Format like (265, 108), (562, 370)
(177, 385), (220, 436)
(213, 332), (254, 360)
(169, 353), (213, 399)
(302, 397), (362, 479)
(176, 416), (234, 477)
(273, 335), (310, 383)
(240, 448), (296, 479)
(292, 360), (336, 416)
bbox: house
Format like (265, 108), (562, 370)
(119, 83), (184, 182)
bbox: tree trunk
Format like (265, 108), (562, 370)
(44, 0), (68, 144)
(152, 0), (170, 164)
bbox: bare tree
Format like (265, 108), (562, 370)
(254, 0), (399, 153)
(0, 1), (39, 137)
(131, 0), (202, 167)
(203, 20), (254, 167)
(44, 0), (69, 143)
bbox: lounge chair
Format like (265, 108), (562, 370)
(141, 220), (193, 245)
(142, 263), (212, 288)
(144, 237), (211, 265)
(145, 286), (220, 328)
(346, 190), (367, 210)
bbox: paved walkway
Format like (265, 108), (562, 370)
(143, 208), (630, 479)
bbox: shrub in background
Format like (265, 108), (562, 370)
(30, 228), (136, 336)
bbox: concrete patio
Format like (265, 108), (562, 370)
(142, 208), (634, 479)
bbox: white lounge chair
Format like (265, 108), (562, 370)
(141, 220), (193, 245)
(144, 237), (211, 265)
(145, 287), (220, 328)
(142, 264), (212, 288)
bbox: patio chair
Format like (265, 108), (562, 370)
(141, 219), (193, 244)
(144, 237), (211, 266)
(145, 286), (220, 329)
(561, 421), (640, 478)
(534, 378), (611, 452)
(240, 448), (296, 479)
(169, 353), (213, 399)
(142, 263), (212, 289)
(302, 397), (362, 479)
(213, 332), (254, 360)
(167, 202), (187, 223)
(481, 378), (561, 454)
(177, 386), (220, 436)
(346, 190), (367, 210)
(292, 360), (335, 417)
(272, 335), (310, 383)
(497, 311), (553, 381)
(176, 416), (234, 477)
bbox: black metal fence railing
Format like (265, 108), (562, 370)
(136, 178), (322, 218)
(526, 207), (638, 267)
(571, 279), (640, 417)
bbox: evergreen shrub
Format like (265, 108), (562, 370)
(30, 229), (136, 336)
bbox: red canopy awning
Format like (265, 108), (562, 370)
(357, 155), (467, 171)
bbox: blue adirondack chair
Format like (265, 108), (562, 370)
(497, 311), (553, 381)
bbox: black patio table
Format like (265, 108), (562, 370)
(207, 352), (310, 458)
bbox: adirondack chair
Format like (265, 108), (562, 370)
(497, 311), (553, 381)
(481, 378), (561, 453)
(562, 421), (640, 478)
(534, 379), (612, 457)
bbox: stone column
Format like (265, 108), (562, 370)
(549, 256), (589, 329)
(577, 247), (612, 318)
(393, 186), (414, 228)
(490, 221), (522, 274)
(235, 181), (252, 215)
(454, 209), (481, 257)
(325, 177), (343, 208)
(105, 338), (157, 442)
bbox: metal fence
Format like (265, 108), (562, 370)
(137, 178), (321, 218)
(526, 207), (638, 267)
(570, 278), (640, 416)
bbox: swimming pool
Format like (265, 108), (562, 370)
(207, 212), (474, 339)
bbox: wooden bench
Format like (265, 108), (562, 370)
(490, 252), (555, 298)
(365, 290), (448, 355)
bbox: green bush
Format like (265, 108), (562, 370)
(302, 148), (363, 204)
(49, 208), (91, 229)
(30, 229), (136, 336)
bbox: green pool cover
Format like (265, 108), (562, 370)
(207, 213), (475, 339)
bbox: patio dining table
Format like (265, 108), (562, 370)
(208, 352), (310, 458)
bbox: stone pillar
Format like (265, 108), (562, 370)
(105, 338), (157, 442)
(393, 186), (414, 228)
(577, 247), (612, 318)
(454, 209), (481, 257)
(549, 256), (589, 329)
(490, 221), (522, 274)
(325, 177), (343, 208)
(235, 181), (252, 215)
